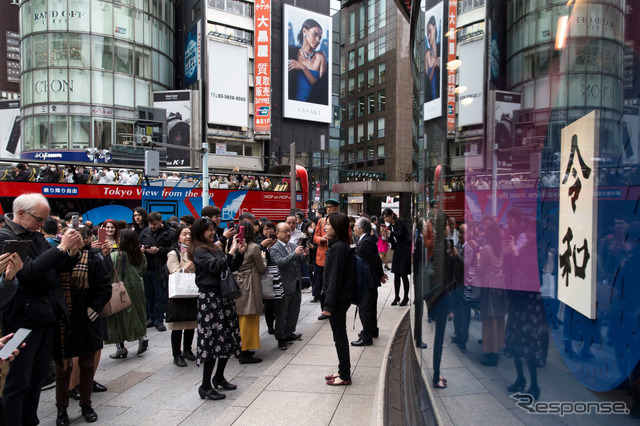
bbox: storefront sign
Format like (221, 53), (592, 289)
(340, 170), (386, 180)
(34, 79), (74, 93)
(446, 0), (457, 133)
(254, 0), (271, 134)
(557, 111), (599, 319)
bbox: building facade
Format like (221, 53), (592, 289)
(19, 0), (175, 154)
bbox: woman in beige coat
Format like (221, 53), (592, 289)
(234, 219), (267, 363)
(167, 225), (197, 367)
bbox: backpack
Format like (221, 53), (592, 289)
(352, 253), (371, 305)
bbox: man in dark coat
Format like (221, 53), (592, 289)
(382, 208), (412, 306)
(139, 211), (175, 331)
(0, 193), (83, 426)
(351, 217), (386, 346)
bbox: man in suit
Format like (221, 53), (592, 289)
(269, 222), (309, 350)
(351, 217), (387, 346)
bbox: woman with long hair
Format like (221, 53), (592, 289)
(131, 207), (149, 236)
(166, 225), (197, 367)
(425, 15), (441, 102)
(288, 19), (328, 103)
(382, 208), (412, 306)
(321, 212), (356, 386)
(190, 217), (246, 400)
(101, 219), (119, 249)
(233, 219), (267, 364)
(54, 227), (112, 424)
(105, 229), (148, 358)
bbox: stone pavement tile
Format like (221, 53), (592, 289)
(290, 343), (364, 367)
(178, 398), (231, 426)
(39, 404), (129, 426)
(307, 328), (336, 346)
(424, 366), (488, 397)
(105, 393), (175, 424)
(329, 394), (375, 426)
(508, 408), (565, 426)
(233, 390), (342, 426)
(357, 346), (387, 368)
(345, 366), (380, 396)
(154, 375), (202, 399)
(421, 347), (465, 369)
(231, 375), (275, 408)
(431, 395), (454, 426)
(377, 316), (405, 331)
(440, 393), (523, 426)
(265, 364), (350, 395)
(477, 377), (526, 410)
(101, 380), (163, 408)
(142, 409), (192, 426)
(105, 370), (154, 392)
(261, 353), (295, 377)
(211, 406), (246, 425)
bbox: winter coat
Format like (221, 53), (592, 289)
(233, 242), (266, 316)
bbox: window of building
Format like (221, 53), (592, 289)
(368, 120), (375, 140)
(358, 46), (365, 66)
(358, 123), (364, 143)
(349, 12), (355, 44)
(377, 143), (385, 156)
(348, 101), (355, 120)
(348, 50), (355, 70)
(358, 72), (365, 92)
(348, 126), (354, 144)
(340, 79), (346, 98)
(92, 71), (114, 105)
(207, 0), (253, 17)
(358, 97), (365, 117)
(348, 76), (355, 95)
(368, 0), (376, 33)
(378, 89), (386, 111)
(368, 67), (375, 88)
(367, 93), (375, 114)
(367, 146), (375, 158)
(379, 35), (386, 57)
(208, 23), (253, 44)
(378, 62), (386, 83)
(379, 0), (386, 29)
(357, 148), (364, 159)
(49, 33), (68, 67)
(341, 54), (346, 73)
(368, 41), (375, 61)
(378, 117), (385, 137)
(359, 4), (366, 39)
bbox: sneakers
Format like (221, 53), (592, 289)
(155, 323), (167, 332)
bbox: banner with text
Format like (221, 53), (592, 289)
(254, 0), (271, 134)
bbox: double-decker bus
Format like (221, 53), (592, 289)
(0, 164), (308, 225)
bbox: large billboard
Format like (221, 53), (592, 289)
(423, 1), (443, 122)
(458, 39), (485, 127)
(0, 0), (20, 92)
(184, 21), (201, 88)
(207, 41), (249, 128)
(0, 100), (21, 158)
(153, 91), (192, 167)
(283, 5), (332, 123)
(558, 111), (599, 320)
(254, 0), (271, 134)
(446, 0), (457, 132)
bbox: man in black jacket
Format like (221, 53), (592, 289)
(140, 211), (175, 331)
(351, 217), (386, 346)
(0, 193), (83, 426)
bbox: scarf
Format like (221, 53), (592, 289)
(179, 243), (188, 253)
(58, 250), (90, 359)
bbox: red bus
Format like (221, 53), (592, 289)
(0, 165), (309, 225)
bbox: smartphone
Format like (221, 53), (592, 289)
(71, 215), (80, 229)
(238, 225), (245, 243)
(269, 233), (277, 240)
(2, 240), (31, 262)
(226, 221), (234, 229)
(298, 237), (308, 247)
(0, 328), (31, 360)
(98, 228), (107, 243)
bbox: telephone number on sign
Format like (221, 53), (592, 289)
(211, 93), (247, 102)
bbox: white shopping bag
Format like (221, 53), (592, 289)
(168, 272), (198, 298)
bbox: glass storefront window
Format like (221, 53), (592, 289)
(114, 74), (134, 107)
(92, 71), (113, 104)
(68, 0), (91, 32)
(48, 115), (69, 150)
(32, 69), (48, 104)
(91, 1), (113, 36)
(93, 119), (112, 150)
(115, 121), (134, 144)
(33, 33), (49, 68)
(70, 116), (90, 149)
(49, 33), (68, 67)
(91, 36), (114, 71)
(135, 78), (151, 106)
(22, 117), (34, 152)
(68, 33), (91, 67)
(69, 69), (91, 103)
(114, 3), (134, 41)
(21, 1), (32, 36)
(115, 41), (134, 74)
(34, 116), (49, 149)
(31, 0), (48, 33)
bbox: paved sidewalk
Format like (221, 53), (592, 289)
(37, 273), (407, 425)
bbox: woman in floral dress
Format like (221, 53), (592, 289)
(189, 217), (246, 401)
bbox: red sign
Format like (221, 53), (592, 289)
(254, 0), (271, 134)
(446, 0), (457, 133)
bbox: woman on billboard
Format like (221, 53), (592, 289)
(288, 19), (328, 105)
(425, 15), (441, 103)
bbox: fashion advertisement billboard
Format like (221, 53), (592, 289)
(153, 91), (192, 167)
(283, 4), (332, 123)
(423, 1), (443, 122)
(207, 40), (249, 128)
(0, 100), (21, 158)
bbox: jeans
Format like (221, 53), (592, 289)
(329, 299), (352, 381)
(144, 270), (167, 325)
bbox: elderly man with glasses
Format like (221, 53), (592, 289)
(0, 193), (83, 426)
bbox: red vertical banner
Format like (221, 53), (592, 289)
(254, 0), (272, 134)
(446, 0), (457, 133)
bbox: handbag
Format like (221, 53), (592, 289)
(261, 273), (275, 299)
(168, 272), (198, 298)
(220, 268), (242, 299)
(100, 253), (131, 317)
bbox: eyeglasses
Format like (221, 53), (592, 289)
(27, 211), (45, 222)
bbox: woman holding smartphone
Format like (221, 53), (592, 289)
(190, 218), (246, 400)
(321, 212), (356, 386)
